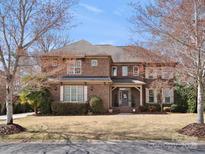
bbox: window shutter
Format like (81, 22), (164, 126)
(60, 86), (64, 102)
(162, 88), (165, 103)
(154, 89), (158, 103)
(170, 88), (174, 103)
(84, 86), (88, 102)
(146, 88), (149, 103)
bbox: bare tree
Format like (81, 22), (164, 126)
(131, 0), (205, 123)
(34, 28), (72, 53)
(0, 0), (74, 124)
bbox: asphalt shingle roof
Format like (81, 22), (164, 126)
(42, 40), (175, 63)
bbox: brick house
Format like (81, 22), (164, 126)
(41, 40), (177, 112)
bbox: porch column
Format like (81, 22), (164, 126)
(140, 85), (143, 106)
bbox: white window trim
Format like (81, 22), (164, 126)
(148, 89), (155, 103)
(62, 85), (85, 103)
(146, 88), (157, 104)
(122, 66), (128, 76)
(162, 88), (174, 104)
(133, 66), (139, 76)
(67, 60), (82, 75)
(112, 66), (118, 76)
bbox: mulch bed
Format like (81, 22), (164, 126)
(178, 123), (205, 137)
(0, 124), (26, 135)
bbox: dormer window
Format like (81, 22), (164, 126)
(91, 59), (98, 67)
(112, 66), (117, 76)
(122, 66), (128, 76)
(133, 66), (139, 76)
(52, 59), (58, 67)
(67, 60), (81, 75)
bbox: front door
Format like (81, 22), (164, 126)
(119, 90), (129, 106)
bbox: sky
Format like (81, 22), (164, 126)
(69, 0), (148, 46)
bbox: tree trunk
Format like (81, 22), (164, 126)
(6, 80), (13, 125)
(197, 80), (204, 124)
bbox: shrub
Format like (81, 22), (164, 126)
(89, 96), (105, 114)
(148, 105), (156, 112)
(170, 104), (186, 113)
(19, 88), (52, 114)
(138, 105), (148, 112)
(163, 107), (171, 112)
(175, 83), (196, 113)
(51, 102), (89, 115)
(13, 103), (33, 114)
(170, 104), (178, 112)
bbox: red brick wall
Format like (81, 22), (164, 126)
(50, 83), (111, 111)
(41, 57), (111, 77)
(87, 84), (110, 110)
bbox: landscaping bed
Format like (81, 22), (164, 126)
(178, 123), (205, 137)
(0, 124), (25, 135)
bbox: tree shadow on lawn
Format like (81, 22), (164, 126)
(23, 129), (173, 142)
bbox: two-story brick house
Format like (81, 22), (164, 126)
(40, 40), (176, 112)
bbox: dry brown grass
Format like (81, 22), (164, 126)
(0, 113), (204, 142)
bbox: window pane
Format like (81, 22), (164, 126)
(112, 66), (117, 76)
(77, 86), (84, 102)
(133, 66), (139, 76)
(71, 86), (77, 101)
(122, 66), (128, 76)
(91, 60), (98, 66)
(149, 90), (154, 102)
(64, 86), (70, 102)
(165, 97), (170, 103)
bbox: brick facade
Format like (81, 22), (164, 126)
(41, 40), (176, 113)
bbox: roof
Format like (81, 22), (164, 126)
(48, 76), (112, 83)
(112, 78), (146, 85)
(42, 40), (176, 64)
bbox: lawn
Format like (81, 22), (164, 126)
(0, 113), (203, 142)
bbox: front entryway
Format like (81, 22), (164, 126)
(119, 89), (129, 106)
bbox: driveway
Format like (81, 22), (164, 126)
(0, 112), (34, 120)
(0, 141), (205, 154)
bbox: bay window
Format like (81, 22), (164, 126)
(62, 85), (86, 103)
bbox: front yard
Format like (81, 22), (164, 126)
(0, 113), (204, 142)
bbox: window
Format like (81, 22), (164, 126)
(63, 86), (84, 102)
(163, 88), (173, 103)
(112, 66), (117, 76)
(91, 59), (98, 67)
(67, 60), (81, 75)
(133, 66), (139, 76)
(149, 90), (154, 103)
(122, 66), (128, 76)
(52, 59), (58, 67)
(165, 97), (170, 103)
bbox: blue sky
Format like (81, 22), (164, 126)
(69, 0), (148, 46)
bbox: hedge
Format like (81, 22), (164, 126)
(51, 102), (89, 115)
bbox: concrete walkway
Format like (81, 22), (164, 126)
(0, 112), (34, 120)
(0, 141), (205, 154)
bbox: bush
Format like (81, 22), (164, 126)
(146, 104), (161, 112)
(19, 88), (52, 114)
(170, 104), (178, 112)
(170, 104), (186, 113)
(138, 105), (148, 112)
(175, 83), (196, 113)
(89, 96), (105, 114)
(13, 103), (33, 114)
(148, 105), (156, 112)
(51, 102), (89, 115)
(163, 107), (171, 112)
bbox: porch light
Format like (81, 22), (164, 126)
(132, 108), (136, 113)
